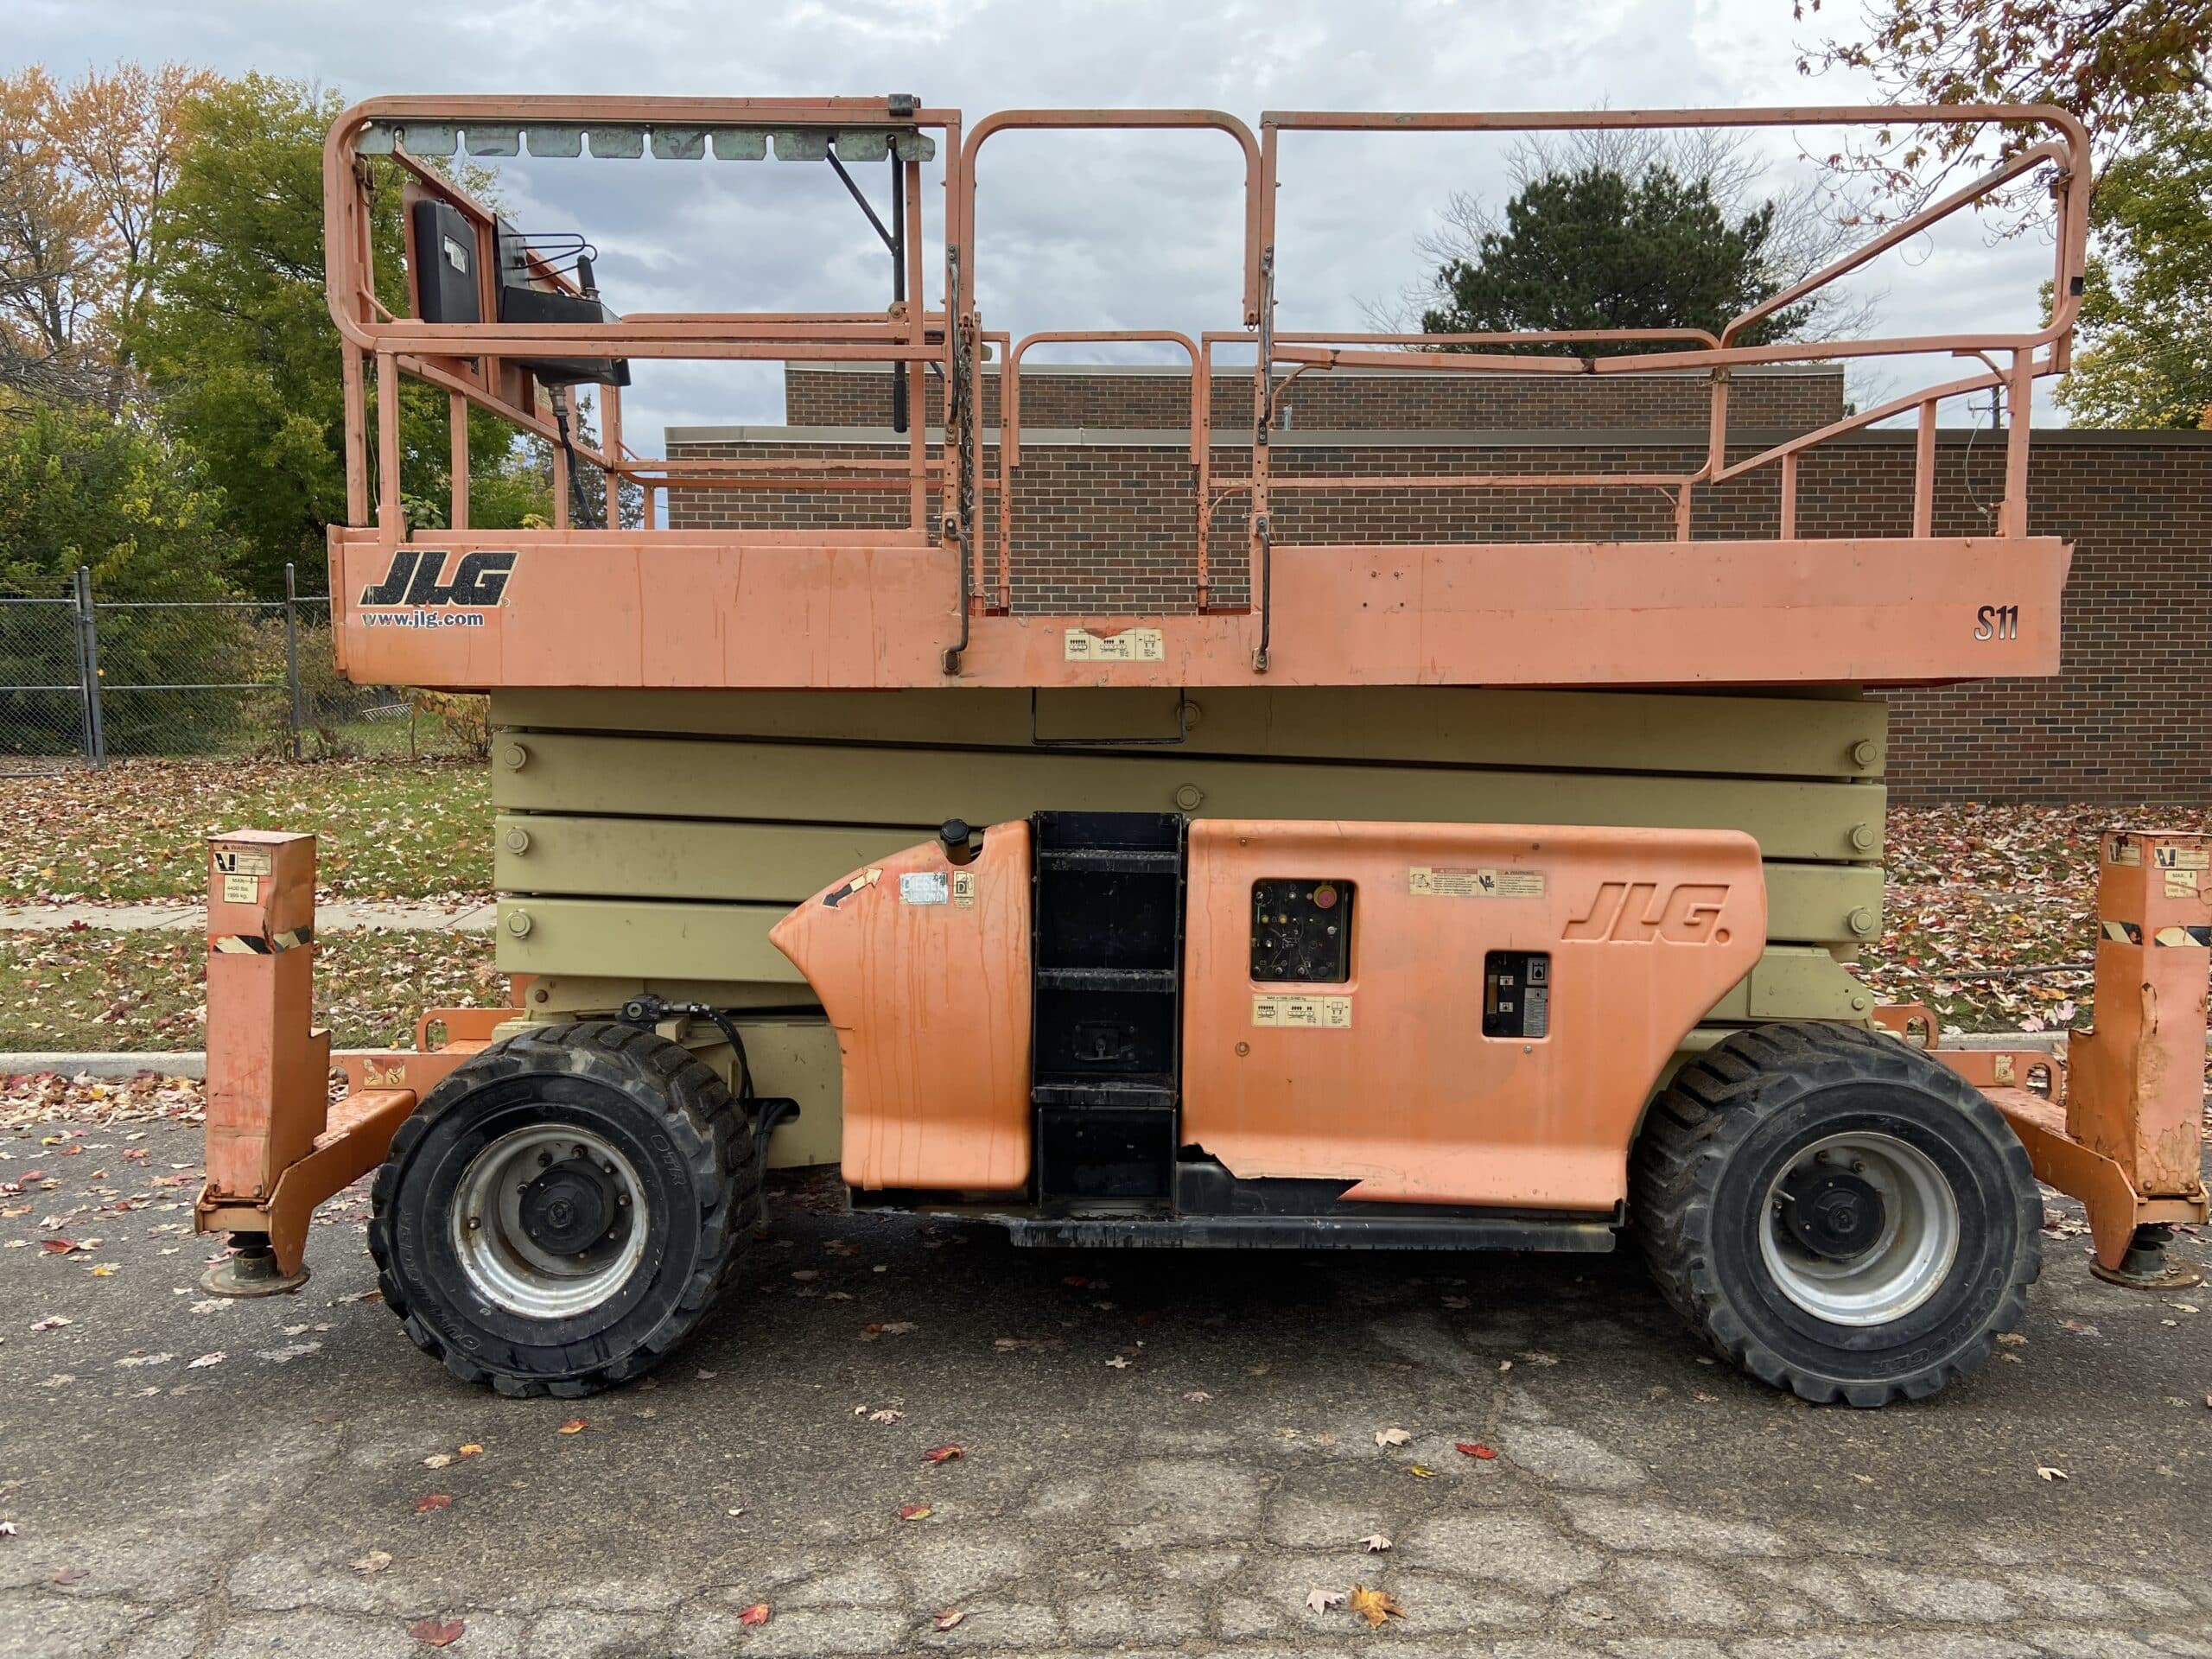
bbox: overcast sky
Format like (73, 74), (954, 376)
(10, 0), (2068, 442)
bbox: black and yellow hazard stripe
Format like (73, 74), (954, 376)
(210, 926), (315, 955)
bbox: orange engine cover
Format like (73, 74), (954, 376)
(1180, 821), (1765, 1211)
(768, 820), (1033, 1192)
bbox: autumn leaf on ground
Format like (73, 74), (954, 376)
(457, 1444), (482, 1458)
(899, 1503), (933, 1522)
(1455, 1441), (1497, 1460)
(51, 1566), (86, 1585)
(1349, 1584), (1404, 1626)
(1183, 1389), (1212, 1402)
(1374, 1427), (1411, 1448)
(1305, 1587), (1345, 1615)
(2036, 1466), (2069, 1482)
(933, 1609), (966, 1631)
(738, 1602), (771, 1627)
(557, 1419), (587, 1435)
(922, 1444), (963, 1464)
(1408, 1464), (1437, 1478)
(187, 1352), (224, 1369)
(415, 1494), (452, 1513)
(1105, 1355), (1131, 1369)
(408, 1617), (465, 1647)
(868, 1408), (904, 1424)
(352, 1550), (393, 1574)
(1358, 1533), (1392, 1552)
(423, 1453), (454, 1470)
(40, 1238), (80, 1255)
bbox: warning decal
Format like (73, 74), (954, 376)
(1252, 993), (1352, 1029)
(951, 870), (977, 909)
(1409, 866), (1545, 899)
(213, 848), (273, 878)
(220, 874), (260, 905)
(900, 871), (950, 906)
(1065, 626), (1166, 663)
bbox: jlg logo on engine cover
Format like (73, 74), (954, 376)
(358, 549), (516, 607)
(1562, 882), (1731, 943)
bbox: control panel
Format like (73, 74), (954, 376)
(1250, 879), (1354, 982)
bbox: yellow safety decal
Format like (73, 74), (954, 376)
(1252, 993), (1352, 1029)
(1409, 866), (1545, 899)
(211, 926), (314, 956)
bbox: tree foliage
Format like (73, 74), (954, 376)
(1411, 135), (1827, 349)
(2056, 95), (2212, 425)
(1797, 0), (2212, 220)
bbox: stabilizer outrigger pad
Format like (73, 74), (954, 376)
(200, 1232), (310, 1298)
(2088, 1223), (2204, 1291)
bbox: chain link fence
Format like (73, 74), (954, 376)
(1, 566), (488, 774)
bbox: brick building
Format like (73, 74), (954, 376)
(669, 364), (2212, 804)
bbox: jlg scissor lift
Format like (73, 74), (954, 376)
(194, 96), (2208, 1408)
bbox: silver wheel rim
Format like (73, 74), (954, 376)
(450, 1124), (650, 1319)
(1758, 1131), (1959, 1326)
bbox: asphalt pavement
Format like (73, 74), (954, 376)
(3, 1102), (2209, 1659)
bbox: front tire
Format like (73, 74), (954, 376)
(367, 1021), (755, 1397)
(1632, 1021), (2039, 1407)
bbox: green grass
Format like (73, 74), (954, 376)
(0, 758), (492, 904)
(0, 926), (501, 1052)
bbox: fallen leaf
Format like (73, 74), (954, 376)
(28, 1316), (71, 1332)
(187, 1351), (224, 1369)
(1104, 1355), (1131, 1370)
(457, 1444), (482, 1458)
(39, 1238), (80, 1255)
(1305, 1587), (1345, 1615)
(1995, 1332), (2028, 1346)
(352, 1550), (392, 1574)
(1349, 1584), (1405, 1627)
(415, 1494), (452, 1513)
(0, 1522), (16, 1538)
(423, 1454), (453, 1470)
(868, 1408), (904, 1424)
(738, 1602), (771, 1627)
(1183, 1390), (1213, 1402)
(408, 1617), (464, 1647)
(2036, 1466), (2069, 1482)
(933, 1608), (966, 1631)
(899, 1503), (933, 1522)
(557, 1419), (587, 1435)
(1374, 1427), (1412, 1448)
(1408, 1464), (1437, 1478)
(1358, 1533), (1393, 1552)
(51, 1566), (86, 1586)
(1455, 1441), (1498, 1460)
(89, 1263), (117, 1278)
(922, 1444), (963, 1465)
(791, 1268), (819, 1281)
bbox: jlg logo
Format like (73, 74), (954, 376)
(1562, 883), (1731, 943)
(358, 549), (516, 607)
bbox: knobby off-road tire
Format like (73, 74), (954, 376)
(367, 1021), (756, 1397)
(1631, 1020), (2038, 1408)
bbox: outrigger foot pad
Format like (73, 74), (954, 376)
(200, 1232), (310, 1298)
(2089, 1223), (2203, 1291)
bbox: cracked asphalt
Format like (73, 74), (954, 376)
(3, 1101), (2210, 1659)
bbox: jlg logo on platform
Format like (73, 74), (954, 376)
(1562, 883), (1731, 943)
(358, 549), (516, 608)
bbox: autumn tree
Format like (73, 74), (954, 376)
(2056, 95), (2212, 425)
(1796, 0), (2212, 219)
(0, 63), (213, 407)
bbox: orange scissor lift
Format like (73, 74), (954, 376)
(195, 95), (2206, 1408)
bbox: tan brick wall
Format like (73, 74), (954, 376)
(784, 363), (1848, 434)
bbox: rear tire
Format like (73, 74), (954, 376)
(1632, 1021), (2038, 1407)
(367, 1020), (755, 1397)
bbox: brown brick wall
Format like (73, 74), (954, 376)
(668, 371), (2212, 806)
(783, 363), (1848, 434)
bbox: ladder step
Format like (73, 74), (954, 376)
(1037, 847), (1182, 873)
(1035, 966), (1177, 992)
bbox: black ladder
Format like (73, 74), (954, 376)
(1030, 812), (1185, 1210)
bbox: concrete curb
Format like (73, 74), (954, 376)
(0, 901), (495, 935)
(4, 1052), (207, 1079)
